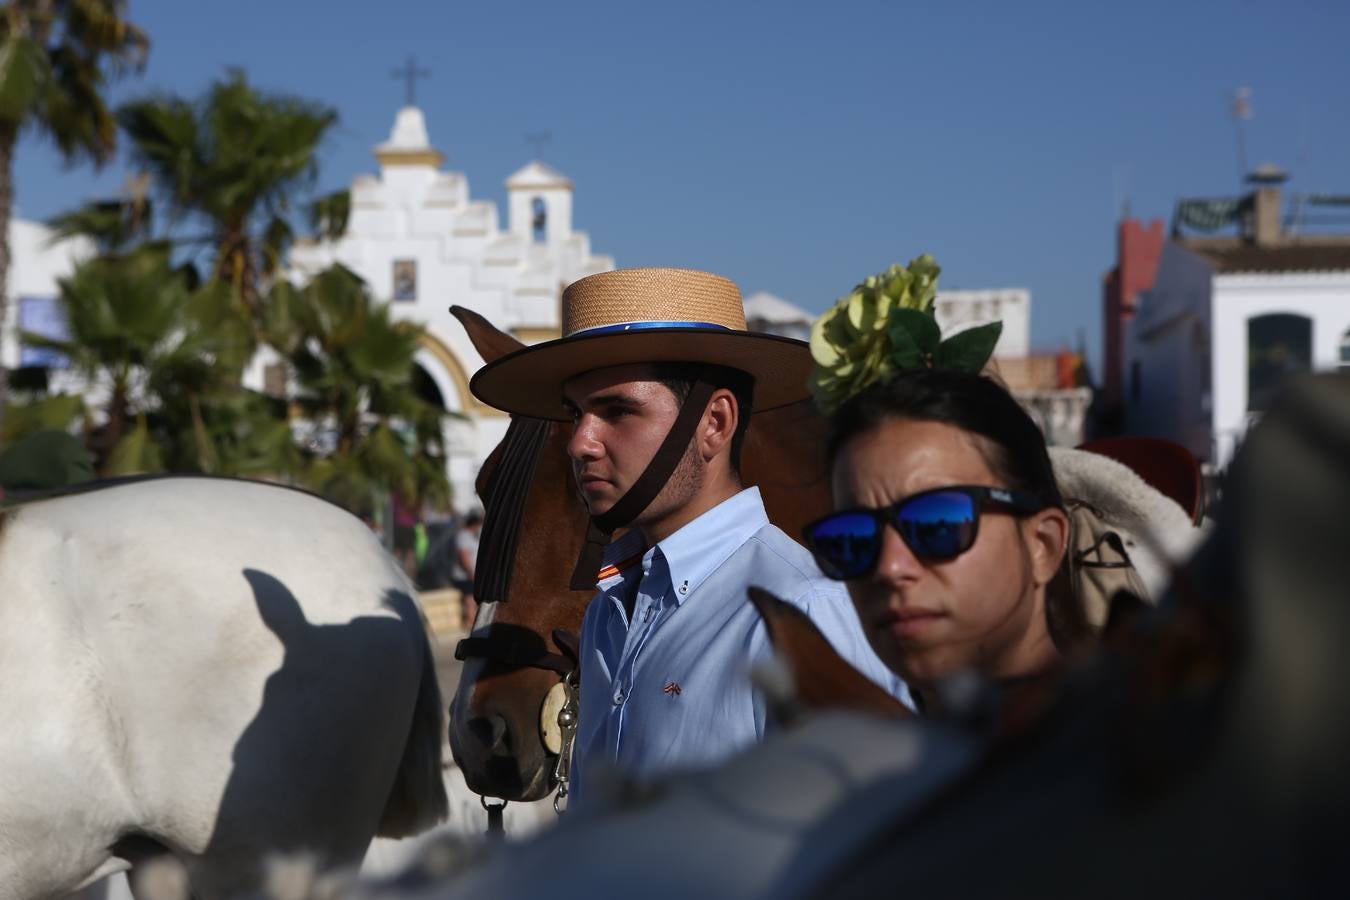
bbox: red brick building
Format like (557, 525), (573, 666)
(1100, 218), (1165, 429)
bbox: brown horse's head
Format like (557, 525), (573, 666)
(446, 308), (594, 802)
(446, 304), (836, 800)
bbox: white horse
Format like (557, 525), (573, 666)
(0, 477), (448, 900)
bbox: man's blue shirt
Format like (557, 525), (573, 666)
(570, 486), (909, 804)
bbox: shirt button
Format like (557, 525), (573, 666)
(613, 687), (625, 705)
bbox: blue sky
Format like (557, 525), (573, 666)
(13, 0), (1350, 370)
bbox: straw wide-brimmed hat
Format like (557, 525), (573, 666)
(468, 267), (813, 420)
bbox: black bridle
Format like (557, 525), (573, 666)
(454, 628), (579, 676)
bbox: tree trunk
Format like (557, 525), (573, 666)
(0, 125), (16, 444)
(100, 378), (130, 476)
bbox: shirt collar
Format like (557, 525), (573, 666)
(592, 487), (769, 600)
(596, 528), (647, 592)
(656, 486), (768, 606)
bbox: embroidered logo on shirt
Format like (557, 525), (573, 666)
(663, 681), (683, 697)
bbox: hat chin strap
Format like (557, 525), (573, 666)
(568, 379), (717, 590)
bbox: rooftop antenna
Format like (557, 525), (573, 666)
(1112, 163), (1132, 222)
(1231, 87), (1253, 188)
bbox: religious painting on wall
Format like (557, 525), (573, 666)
(393, 259), (417, 302)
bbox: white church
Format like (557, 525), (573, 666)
(287, 105), (615, 508)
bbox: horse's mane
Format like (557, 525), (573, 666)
(475, 416), (552, 605)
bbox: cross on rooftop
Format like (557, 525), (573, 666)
(526, 131), (552, 159)
(392, 56), (431, 106)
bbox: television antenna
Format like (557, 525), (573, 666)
(1230, 87), (1253, 186)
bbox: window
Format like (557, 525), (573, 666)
(531, 197), (547, 243)
(1247, 313), (1312, 412)
(392, 259), (417, 302)
(1340, 326), (1350, 373)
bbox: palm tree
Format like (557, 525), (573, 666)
(0, 0), (148, 438)
(115, 70), (338, 326)
(20, 241), (287, 476)
(276, 264), (451, 515)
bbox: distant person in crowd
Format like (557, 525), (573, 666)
(453, 511), (483, 627)
(392, 491), (419, 576)
(467, 267), (906, 807)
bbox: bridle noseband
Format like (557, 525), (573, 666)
(455, 628), (581, 829)
(453, 630), (576, 676)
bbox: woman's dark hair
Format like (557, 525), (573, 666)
(827, 368), (1063, 508)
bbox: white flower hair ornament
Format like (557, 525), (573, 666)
(807, 255), (1003, 415)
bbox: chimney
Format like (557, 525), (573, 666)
(1246, 163), (1288, 246)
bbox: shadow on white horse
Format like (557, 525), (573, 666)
(0, 477), (447, 900)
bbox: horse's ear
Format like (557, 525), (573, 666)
(450, 305), (526, 364)
(747, 587), (911, 719)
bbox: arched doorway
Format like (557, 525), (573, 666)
(412, 363), (446, 409)
(413, 331), (509, 515)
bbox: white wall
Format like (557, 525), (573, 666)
(1210, 271), (1350, 467)
(2, 218), (93, 370)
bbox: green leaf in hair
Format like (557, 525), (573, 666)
(936, 321), (1003, 372)
(887, 307), (942, 369)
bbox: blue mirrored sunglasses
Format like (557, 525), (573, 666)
(802, 485), (1050, 581)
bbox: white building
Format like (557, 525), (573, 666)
(934, 289), (1031, 359)
(1, 217), (92, 376)
(289, 105), (615, 509)
(745, 287), (1031, 358)
(744, 291), (811, 341)
(1125, 180), (1350, 469)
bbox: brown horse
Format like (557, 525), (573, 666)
(446, 307), (837, 802)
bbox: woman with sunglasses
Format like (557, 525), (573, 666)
(804, 367), (1071, 714)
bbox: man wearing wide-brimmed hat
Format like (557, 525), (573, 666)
(471, 267), (906, 805)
